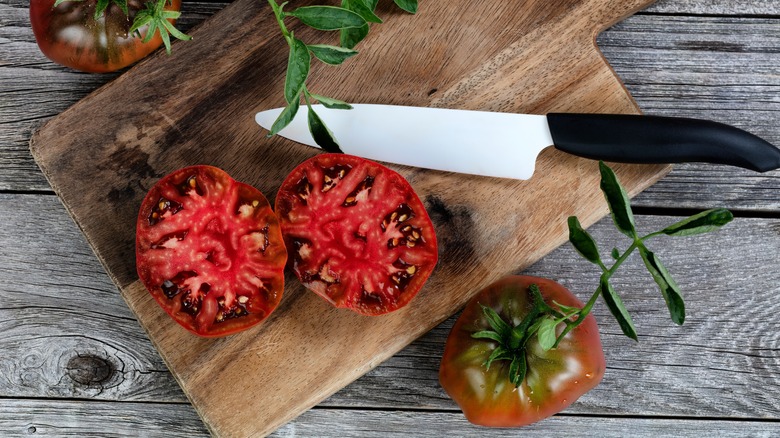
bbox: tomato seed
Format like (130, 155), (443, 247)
(321, 164), (352, 193)
(161, 280), (179, 298)
(295, 176), (313, 203)
(342, 175), (374, 207)
(176, 175), (203, 197)
(148, 198), (183, 225)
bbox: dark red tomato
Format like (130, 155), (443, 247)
(29, 0), (181, 72)
(275, 154), (438, 315)
(136, 166), (287, 337)
(439, 275), (606, 427)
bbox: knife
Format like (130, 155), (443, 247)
(255, 104), (780, 180)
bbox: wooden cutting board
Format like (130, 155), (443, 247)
(30, 0), (668, 435)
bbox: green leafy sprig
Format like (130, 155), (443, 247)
(473, 161), (733, 386)
(52, 0), (190, 54)
(266, 0), (418, 150)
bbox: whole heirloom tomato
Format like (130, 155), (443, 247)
(136, 166), (287, 337)
(29, 0), (182, 72)
(439, 275), (606, 427)
(275, 154), (438, 315)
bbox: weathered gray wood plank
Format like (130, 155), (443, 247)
(0, 399), (209, 437)
(2, 399), (780, 437)
(596, 14), (780, 210)
(2, 193), (779, 423)
(646, 0), (780, 15)
(278, 410), (780, 437)
(2, 0), (780, 435)
(0, 194), (188, 403)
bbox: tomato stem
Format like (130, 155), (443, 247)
(552, 227), (670, 348)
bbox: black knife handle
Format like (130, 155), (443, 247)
(547, 113), (780, 172)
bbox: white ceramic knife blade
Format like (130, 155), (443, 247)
(255, 104), (780, 179)
(255, 104), (553, 180)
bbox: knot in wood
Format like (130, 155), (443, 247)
(66, 354), (114, 386)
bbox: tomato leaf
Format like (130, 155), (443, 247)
(611, 247), (621, 260)
(568, 216), (602, 265)
(142, 19), (158, 43)
(307, 44), (359, 65)
(114, 0), (129, 16)
(393, 0), (418, 13)
(53, 0), (83, 8)
(338, 0), (375, 48)
(600, 276), (638, 340)
(342, 0), (382, 23)
(162, 18), (191, 42)
(93, 0), (109, 19)
(129, 11), (153, 36)
(156, 16), (172, 51)
(268, 96), (300, 137)
(483, 346), (511, 371)
(553, 300), (581, 316)
(285, 37), (310, 104)
(340, 23), (370, 49)
(639, 247), (686, 325)
(472, 330), (504, 343)
(508, 354), (527, 387)
(287, 6), (367, 31)
(307, 105), (343, 153)
(310, 94), (353, 110)
(537, 317), (559, 351)
(481, 305), (512, 342)
(599, 161), (637, 239)
(662, 208), (734, 237)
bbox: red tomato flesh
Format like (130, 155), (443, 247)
(136, 166), (287, 337)
(275, 154), (438, 315)
(439, 275), (606, 427)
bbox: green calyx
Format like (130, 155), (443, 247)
(472, 285), (578, 388)
(130, 0), (191, 54)
(52, 0), (190, 53)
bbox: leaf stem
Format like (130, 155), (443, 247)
(552, 239), (641, 348)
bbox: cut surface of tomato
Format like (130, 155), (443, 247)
(136, 166), (287, 337)
(275, 154), (438, 315)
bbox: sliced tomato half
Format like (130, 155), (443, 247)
(136, 165), (287, 337)
(275, 154), (438, 315)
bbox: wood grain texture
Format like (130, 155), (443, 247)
(25, 0), (673, 435)
(3, 0), (780, 436)
(3, 400), (780, 438)
(2, 0), (779, 210)
(2, 193), (780, 432)
(596, 13), (780, 210)
(4, 399), (780, 438)
(0, 399), (209, 437)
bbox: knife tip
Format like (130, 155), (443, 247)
(254, 108), (283, 131)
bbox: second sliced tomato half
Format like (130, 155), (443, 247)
(275, 154), (439, 315)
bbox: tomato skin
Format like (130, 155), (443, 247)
(275, 154), (438, 315)
(29, 0), (181, 72)
(136, 166), (287, 337)
(439, 275), (606, 427)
